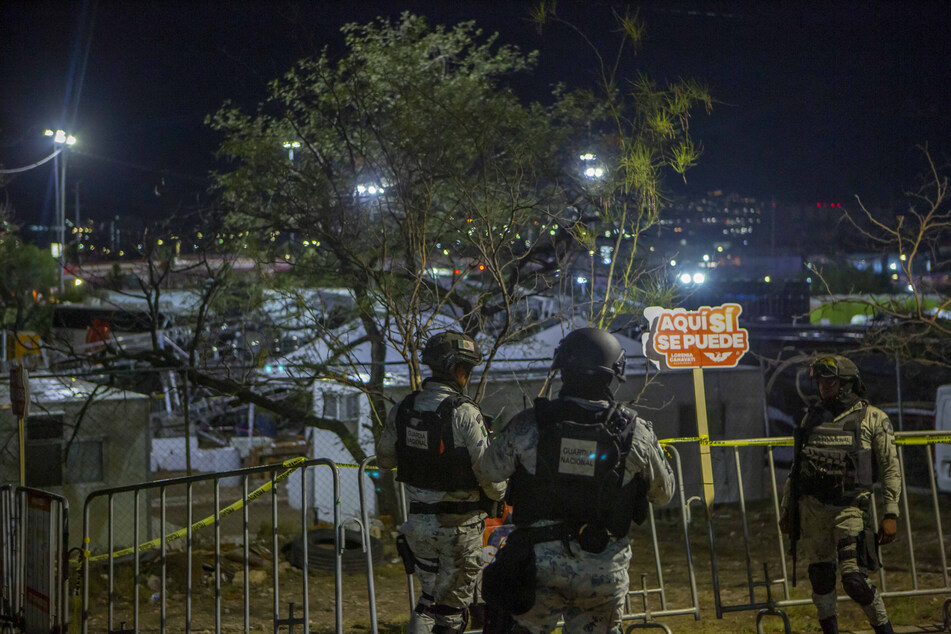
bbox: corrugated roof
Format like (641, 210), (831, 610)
(0, 375), (148, 409)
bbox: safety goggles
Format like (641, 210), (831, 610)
(810, 356), (839, 379)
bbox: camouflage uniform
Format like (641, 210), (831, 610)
(377, 379), (506, 633)
(782, 388), (901, 630)
(476, 398), (675, 634)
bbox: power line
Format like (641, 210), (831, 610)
(0, 148), (65, 174)
(72, 148), (210, 184)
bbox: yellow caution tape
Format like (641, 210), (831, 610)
(81, 456), (306, 565)
(896, 435), (951, 446)
(660, 434), (951, 448)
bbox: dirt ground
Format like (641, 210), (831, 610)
(81, 492), (951, 633)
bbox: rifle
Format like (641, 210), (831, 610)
(789, 420), (805, 587)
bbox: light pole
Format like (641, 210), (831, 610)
(282, 140), (301, 161)
(44, 129), (76, 294)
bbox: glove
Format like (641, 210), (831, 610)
(877, 514), (898, 545)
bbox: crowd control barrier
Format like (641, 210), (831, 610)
(77, 458), (342, 634)
(382, 443), (702, 634)
(694, 431), (951, 634)
(0, 485), (69, 634)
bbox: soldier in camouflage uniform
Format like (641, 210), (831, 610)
(780, 355), (901, 634)
(376, 332), (506, 633)
(476, 328), (675, 634)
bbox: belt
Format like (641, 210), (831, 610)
(409, 501), (484, 515)
(516, 523), (570, 544)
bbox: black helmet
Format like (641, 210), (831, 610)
(421, 331), (483, 374)
(810, 355), (860, 381)
(552, 327), (626, 382)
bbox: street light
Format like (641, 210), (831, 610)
(282, 140), (301, 161)
(44, 129), (77, 294)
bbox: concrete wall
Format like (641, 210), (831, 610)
(0, 393), (152, 549)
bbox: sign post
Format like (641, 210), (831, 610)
(10, 362), (30, 487)
(641, 303), (750, 508)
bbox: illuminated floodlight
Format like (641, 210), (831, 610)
(74, 278), (83, 286)
(356, 183), (384, 196)
(907, 284), (914, 292)
(579, 153), (596, 161)
(669, 259), (677, 267)
(702, 254), (710, 262)
(576, 275), (587, 285)
(764, 275), (771, 283)
(889, 262), (898, 271)
(679, 273), (691, 284)
(692, 272), (705, 284)
(282, 141), (301, 149)
(584, 166), (605, 178)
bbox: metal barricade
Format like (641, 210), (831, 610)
(386, 443), (700, 633)
(0, 485), (69, 634)
(78, 457), (342, 634)
(621, 444), (701, 632)
(356, 457), (382, 634)
(699, 432), (951, 633)
(0, 484), (13, 632)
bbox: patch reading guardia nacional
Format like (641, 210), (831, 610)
(559, 438), (597, 476)
(405, 426), (429, 450)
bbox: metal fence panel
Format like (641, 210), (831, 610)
(0, 486), (69, 634)
(78, 458), (342, 634)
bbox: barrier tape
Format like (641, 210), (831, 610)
(660, 434), (951, 448)
(68, 457), (307, 633)
(896, 434), (951, 446)
(78, 456), (306, 565)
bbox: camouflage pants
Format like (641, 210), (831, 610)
(401, 514), (484, 633)
(800, 495), (889, 626)
(513, 537), (630, 634)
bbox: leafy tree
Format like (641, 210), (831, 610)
(205, 9), (715, 497)
(0, 208), (57, 332)
(208, 12), (573, 441)
(531, 5), (713, 330)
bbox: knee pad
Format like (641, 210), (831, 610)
(836, 536), (858, 564)
(430, 605), (468, 634)
(808, 562), (837, 595)
(841, 571), (876, 606)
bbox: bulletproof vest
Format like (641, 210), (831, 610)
(394, 391), (480, 491)
(799, 401), (874, 505)
(508, 398), (640, 538)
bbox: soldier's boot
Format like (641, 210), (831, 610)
(872, 622), (895, 634)
(819, 615), (838, 634)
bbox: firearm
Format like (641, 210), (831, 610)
(788, 418), (805, 587)
(631, 473), (651, 526)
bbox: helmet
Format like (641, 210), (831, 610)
(552, 328), (626, 382)
(421, 331), (483, 374)
(810, 355), (860, 382)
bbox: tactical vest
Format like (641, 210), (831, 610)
(394, 391), (480, 491)
(799, 402), (874, 505)
(508, 398), (641, 538)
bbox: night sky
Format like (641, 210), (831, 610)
(2, 1), (950, 233)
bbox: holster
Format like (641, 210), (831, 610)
(395, 534), (416, 575)
(631, 473), (650, 526)
(858, 527), (880, 572)
(480, 491), (505, 519)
